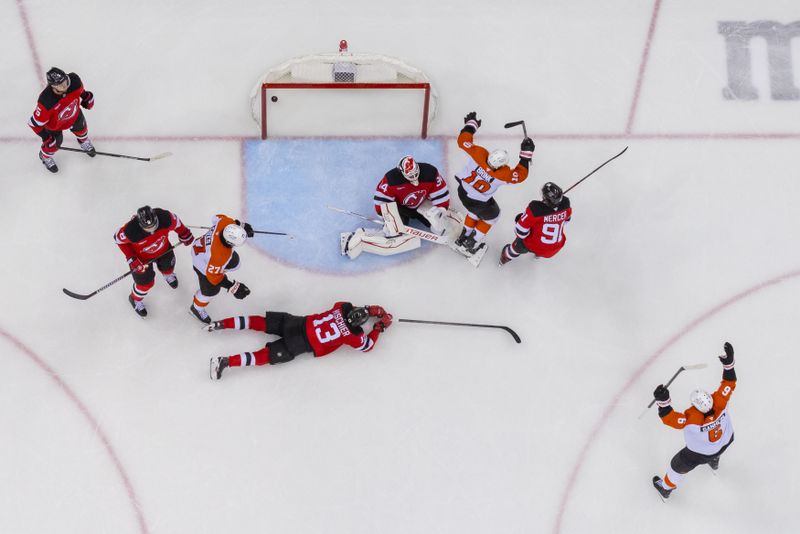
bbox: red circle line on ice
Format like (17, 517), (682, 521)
(0, 328), (150, 534)
(553, 268), (800, 534)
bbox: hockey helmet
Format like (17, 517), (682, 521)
(136, 206), (158, 232)
(690, 389), (714, 413)
(487, 149), (509, 170)
(46, 67), (68, 87)
(541, 182), (564, 207)
(346, 306), (369, 328)
(222, 224), (247, 247)
(398, 156), (420, 184)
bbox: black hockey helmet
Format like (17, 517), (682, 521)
(541, 182), (563, 207)
(46, 67), (68, 86)
(346, 306), (369, 328)
(136, 206), (158, 232)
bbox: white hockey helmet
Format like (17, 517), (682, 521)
(398, 156), (420, 184)
(690, 389), (714, 413)
(487, 149), (509, 170)
(222, 224), (247, 247)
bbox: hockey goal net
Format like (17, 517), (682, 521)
(249, 40), (438, 139)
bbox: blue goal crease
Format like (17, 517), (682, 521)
(243, 138), (446, 275)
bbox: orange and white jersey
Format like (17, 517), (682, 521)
(191, 214), (238, 286)
(661, 379), (736, 455)
(455, 130), (529, 202)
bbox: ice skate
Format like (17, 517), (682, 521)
(40, 152), (58, 173)
(453, 227), (470, 248)
(128, 294), (147, 318)
(164, 273), (178, 289)
(210, 356), (229, 380)
(189, 304), (211, 324)
(652, 476), (673, 500)
(708, 457), (719, 471)
(80, 139), (97, 157)
(499, 244), (513, 266)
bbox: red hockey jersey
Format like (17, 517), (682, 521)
(305, 302), (379, 356)
(373, 163), (449, 214)
(515, 198), (572, 258)
(28, 73), (89, 134)
(114, 208), (193, 262)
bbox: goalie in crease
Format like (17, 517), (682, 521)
(341, 156), (463, 260)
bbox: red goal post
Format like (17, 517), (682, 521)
(249, 41), (438, 139)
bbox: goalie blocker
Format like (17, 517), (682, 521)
(341, 202), (462, 259)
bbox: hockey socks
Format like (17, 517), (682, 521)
(228, 347), (270, 367)
(218, 315), (267, 331)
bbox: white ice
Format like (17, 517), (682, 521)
(1, 1), (799, 533)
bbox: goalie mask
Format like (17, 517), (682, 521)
(136, 206), (158, 233)
(487, 149), (509, 170)
(398, 156), (420, 185)
(541, 182), (564, 207)
(346, 306), (369, 328)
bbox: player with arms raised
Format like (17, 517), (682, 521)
(453, 111), (534, 258)
(28, 67), (96, 173)
(207, 302), (392, 379)
(500, 182), (572, 265)
(652, 342), (737, 499)
(114, 206), (194, 317)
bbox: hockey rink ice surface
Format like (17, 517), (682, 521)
(1, 1), (799, 533)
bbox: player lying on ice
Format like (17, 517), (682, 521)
(340, 155), (463, 260)
(207, 302), (393, 380)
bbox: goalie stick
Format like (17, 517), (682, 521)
(637, 363), (708, 419)
(63, 244), (176, 301)
(187, 225), (293, 238)
(326, 206), (448, 244)
(399, 318), (521, 344)
(60, 146), (173, 162)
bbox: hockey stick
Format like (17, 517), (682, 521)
(398, 318), (521, 344)
(188, 225), (294, 239)
(62, 244), (176, 301)
(326, 206), (447, 244)
(59, 146), (173, 162)
(563, 146), (628, 194)
(504, 120), (528, 138)
(637, 363), (708, 419)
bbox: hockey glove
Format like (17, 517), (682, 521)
(179, 231), (195, 246)
(367, 305), (386, 318)
(463, 111), (481, 131)
(377, 313), (393, 331)
(80, 91), (94, 110)
(127, 257), (147, 273)
(242, 222), (254, 238)
(520, 137), (535, 154)
(719, 342), (735, 367)
(229, 281), (250, 300)
(653, 385), (670, 404)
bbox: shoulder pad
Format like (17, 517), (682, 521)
(417, 163), (441, 182)
(122, 218), (147, 242)
(384, 168), (406, 186)
(153, 207), (172, 228)
(37, 87), (59, 109)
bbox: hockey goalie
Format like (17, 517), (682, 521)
(340, 156), (463, 260)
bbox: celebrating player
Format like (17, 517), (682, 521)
(453, 112), (533, 256)
(652, 342), (737, 499)
(342, 156), (459, 260)
(28, 67), (96, 173)
(189, 214), (254, 324)
(114, 206), (195, 317)
(500, 182), (572, 265)
(207, 302), (393, 380)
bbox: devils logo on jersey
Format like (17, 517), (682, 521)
(402, 190), (426, 208)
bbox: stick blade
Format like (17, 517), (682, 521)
(150, 152), (173, 161)
(502, 326), (522, 344)
(62, 287), (92, 300)
(504, 121), (524, 128)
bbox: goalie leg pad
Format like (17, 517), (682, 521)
(348, 229), (421, 258)
(379, 202), (405, 237)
